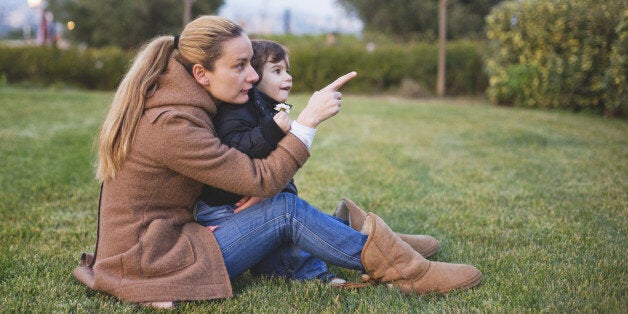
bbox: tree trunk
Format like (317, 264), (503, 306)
(437, 0), (447, 97)
(183, 0), (195, 26)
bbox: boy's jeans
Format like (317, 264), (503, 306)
(195, 193), (366, 280)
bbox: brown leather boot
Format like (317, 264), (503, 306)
(360, 213), (482, 295)
(334, 198), (440, 258)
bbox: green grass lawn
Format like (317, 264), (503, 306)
(0, 87), (626, 312)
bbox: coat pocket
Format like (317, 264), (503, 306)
(135, 219), (196, 277)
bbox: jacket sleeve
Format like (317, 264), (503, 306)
(215, 105), (285, 159)
(155, 110), (308, 198)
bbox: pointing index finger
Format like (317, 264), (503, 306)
(323, 71), (357, 91)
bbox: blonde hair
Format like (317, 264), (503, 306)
(96, 16), (243, 181)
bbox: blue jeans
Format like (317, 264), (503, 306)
(195, 193), (366, 280)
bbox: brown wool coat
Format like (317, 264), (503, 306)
(73, 59), (310, 303)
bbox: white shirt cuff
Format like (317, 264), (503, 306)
(289, 121), (316, 149)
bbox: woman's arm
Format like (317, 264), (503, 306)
(215, 104), (285, 159)
(157, 110), (307, 198)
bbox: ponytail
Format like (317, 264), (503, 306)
(96, 36), (175, 181)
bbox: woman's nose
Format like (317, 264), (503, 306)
(247, 65), (259, 83)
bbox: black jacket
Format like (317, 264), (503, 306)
(200, 87), (298, 206)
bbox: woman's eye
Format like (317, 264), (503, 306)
(235, 62), (246, 70)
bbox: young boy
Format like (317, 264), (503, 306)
(195, 40), (344, 285)
(198, 39), (296, 207)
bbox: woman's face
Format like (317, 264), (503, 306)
(256, 57), (292, 103)
(202, 34), (259, 104)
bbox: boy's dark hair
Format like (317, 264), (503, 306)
(251, 39), (289, 81)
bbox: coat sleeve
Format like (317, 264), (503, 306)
(155, 110), (308, 198)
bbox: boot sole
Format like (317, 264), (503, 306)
(456, 270), (483, 291)
(420, 244), (440, 259)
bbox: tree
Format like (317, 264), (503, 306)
(338, 0), (503, 40)
(47, 0), (224, 49)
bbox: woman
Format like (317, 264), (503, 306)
(72, 15), (482, 308)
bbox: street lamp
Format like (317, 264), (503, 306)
(27, 0), (42, 8)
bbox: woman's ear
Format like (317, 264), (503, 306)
(192, 64), (210, 86)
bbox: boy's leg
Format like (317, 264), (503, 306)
(195, 199), (328, 280)
(250, 243), (329, 281)
(250, 214), (350, 281)
(211, 193), (366, 280)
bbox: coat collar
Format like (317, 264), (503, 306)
(254, 87), (291, 114)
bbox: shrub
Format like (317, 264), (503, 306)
(0, 45), (129, 90)
(603, 10), (628, 117)
(485, 0), (627, 116)
(289, 40), (487, 96)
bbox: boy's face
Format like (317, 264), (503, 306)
(256, 57), (292, 103)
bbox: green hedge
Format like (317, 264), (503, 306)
(289, 40), (487, 96)
(485, 0), (627, 116)
(0, 40), (487, 96)
(0, 45), (129, 90)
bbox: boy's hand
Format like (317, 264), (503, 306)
(273, 111), (292, 133)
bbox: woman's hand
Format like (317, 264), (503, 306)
(296, 71), (357, 128)
(273, 111), (292, 133)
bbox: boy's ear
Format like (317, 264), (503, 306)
(192, 64), (210, 86)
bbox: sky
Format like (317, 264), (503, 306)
(0, 0), (36, 28)
(0, 0), (362, 36)
(219, 0), (362, 35)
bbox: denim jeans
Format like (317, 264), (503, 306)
(195, 193), (367, 280)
